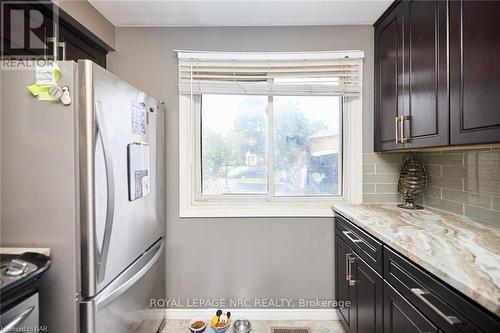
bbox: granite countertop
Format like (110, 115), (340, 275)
(331, 203), (500, 317)
(0, 247), (51, 256)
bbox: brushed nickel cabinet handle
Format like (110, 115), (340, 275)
(399, 115), (405, 143)
(411, 288), (462, 326)
(400, 115), (410, 143)
(347, 255), (356, 286)
(395, 116), (399, 143)
(345, 253), (350, 282)
(342, 230), (363, 244)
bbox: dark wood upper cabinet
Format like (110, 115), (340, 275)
(59, 22), (106, 68)
(375, 0), (448, 151)
(375, 0), (500, 151)
(404, 0), (449, 149)
(374, 1), (406, 151)
(450, 0), (500, 145)
(1, 0), (110, 68)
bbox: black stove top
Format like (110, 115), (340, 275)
(0, 252), (50, 311)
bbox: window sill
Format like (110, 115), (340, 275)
(179, 200), (343, 218)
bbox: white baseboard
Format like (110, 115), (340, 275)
(165, 309), (338, 321)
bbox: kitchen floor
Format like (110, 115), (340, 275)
(162, 319), (346, 332)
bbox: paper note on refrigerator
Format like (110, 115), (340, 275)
(35, 63), (61, 85)
(131, 101), (147, 135)
(127, 143), (151, 201)
(28, 63), (62, 101)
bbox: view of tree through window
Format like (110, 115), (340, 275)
(201, 95), (268, 194)
(201, 94), (342, 196)
(274, 96), (341, 196)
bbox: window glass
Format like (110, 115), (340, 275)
(200, 94), (342, 197)
(273, 96), (342, 196)
(201, 95), (268, 194)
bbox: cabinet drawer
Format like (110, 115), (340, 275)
(384, 281), (438, 333)
(335, 213), (383, 275)
(384, 247), (500, 333)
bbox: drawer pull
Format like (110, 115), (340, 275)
(345, 253), (350, 282)
(411, 288), (462, 326)
(346, 253), (357, 286)
(342, 231), (363, 244)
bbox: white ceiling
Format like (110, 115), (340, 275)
(89, 0), (393, 27)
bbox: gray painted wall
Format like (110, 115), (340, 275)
(107, 26), (373, 307)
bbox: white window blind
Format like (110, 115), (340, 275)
(177, 51), (364, 98)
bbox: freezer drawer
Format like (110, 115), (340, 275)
(80, 239), (165, 333)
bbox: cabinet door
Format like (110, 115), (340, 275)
(404, 0), (449, 148)
(335, 235), (355, 333)
(450, 0), (500, 145)
(374, 2), (406, 151)
(384, 281), (439, 333)
(351, 252), (383, 333)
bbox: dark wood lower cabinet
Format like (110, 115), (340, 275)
(335, 234), (383, 333)
(384, 281), (439, 333)
(384, 247), (498, 333)
(334, 213), (500, 333)
(351, 252), (383, 333)
(335, 235), (354, 333)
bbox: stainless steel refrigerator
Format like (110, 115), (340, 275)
(0, 60), (165, 333)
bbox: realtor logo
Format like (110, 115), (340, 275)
(1, 1), (57, 62)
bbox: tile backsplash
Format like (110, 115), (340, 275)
(420, 149), (500, 224)
(362, 153), (404, 204)
(362, 149), (500, 224)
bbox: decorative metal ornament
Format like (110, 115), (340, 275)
(398, 153), (427, 210)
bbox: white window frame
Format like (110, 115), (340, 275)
(179, 62), (363, 218)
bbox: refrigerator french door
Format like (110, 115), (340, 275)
(78, 60), (165, 333)
(0, 60), (165, 333)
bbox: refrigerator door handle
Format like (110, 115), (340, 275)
(95, 100), (116, 283)
(94, 239), (164, 311)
